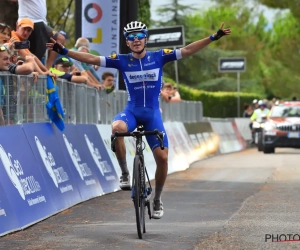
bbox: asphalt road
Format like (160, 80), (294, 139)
(1, 148), (300, 250)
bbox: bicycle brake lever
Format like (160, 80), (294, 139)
(157, 132), (164, 150)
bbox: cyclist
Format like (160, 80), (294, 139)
(47, 21), (231, 219)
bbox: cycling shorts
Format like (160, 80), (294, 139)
(113, 106), (168, 151)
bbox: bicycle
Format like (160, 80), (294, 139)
(111, 125), (164, 239)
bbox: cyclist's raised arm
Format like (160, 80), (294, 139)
(180, 22), (231, 58)
(46, 38), (100, 66)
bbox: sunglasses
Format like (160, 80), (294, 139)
(126, 33), (146, 41)
(0, 46), (8, 52)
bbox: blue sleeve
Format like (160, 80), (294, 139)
(159, 49), (182, 66)
(59, 73), (72, 82)
(99, 54), (121, 70)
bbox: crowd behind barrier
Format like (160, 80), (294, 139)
(0, 72), (253, 237)
(0, 73), (203, 126)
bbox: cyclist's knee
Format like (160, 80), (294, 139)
(153, 148), (168, 163)
(112, 120), (127, 133)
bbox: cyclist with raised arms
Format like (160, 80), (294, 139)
(47, 21), (231, 219)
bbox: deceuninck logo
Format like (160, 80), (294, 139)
(35, 136), (72, 193)
(63, 134), (92, 180)
(0, 144), (42, 202)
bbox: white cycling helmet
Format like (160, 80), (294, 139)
(123, 21), (148, 38)
(258, 100), (267, 107)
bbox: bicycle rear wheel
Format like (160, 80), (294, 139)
(132, 155), (145, 239)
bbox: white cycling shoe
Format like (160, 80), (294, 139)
(119, 174), (131, 190)
(152, 199), (164, 219)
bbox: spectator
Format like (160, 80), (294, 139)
(9, 18), (52, 76)
(12, 0), (62, 62)
(45, 30), (67, 69)
(50, 57), (88, 83)
(243, 103), (253, 118)
(102, 71), (115, 93)
(70, 38), (100, 77)
(71, 37), (90, 52)
(50, 56), (100, 90)
(160, 82), (181, 103)
(0, 23), (12, 44)
(0, 45), (35, 125)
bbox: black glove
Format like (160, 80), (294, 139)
(210, 29), (226, 41)
(53, 43), (69, 55)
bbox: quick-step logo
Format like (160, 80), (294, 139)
(0, 145), (45, 205)
(84, 134), (115, 181)
(62, 134), (96, 186)
(35, 136), (73, 193)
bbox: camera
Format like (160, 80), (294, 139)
(14, 40), (30, 50)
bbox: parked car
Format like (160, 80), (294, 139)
(262, 101), (300, 154)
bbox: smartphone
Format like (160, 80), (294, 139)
(14, 40), (30, 50)
(75, 72), (81, 76)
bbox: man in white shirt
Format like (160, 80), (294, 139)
(13, 0), (61, 61)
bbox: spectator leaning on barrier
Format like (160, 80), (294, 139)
(71, 38), (100, 76)
(50, 57), (89, 85)
(51, 56), (101, 90)
(101, 71), (115, 94)
(0, 45), (36, 125)
(12, 0), (63, 63)
(10, 18), (53, 76)
(45, 30), (67, 69)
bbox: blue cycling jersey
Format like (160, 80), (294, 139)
(99, 49), (182, 109)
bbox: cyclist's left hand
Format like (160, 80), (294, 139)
(213, 22), (231, 40)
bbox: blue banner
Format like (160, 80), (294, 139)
(22, 123), (82, 211)
(0, 181), (19, 236)
(53, 123), (105, 201)
(75, 124), (119, 193)
(0, 125), (56, 228)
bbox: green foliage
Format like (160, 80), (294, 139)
(153, 0), (300, 99)
(163, 76), (260, 117)
(138, 0), (151, 26)
(46, 0), (75, 48)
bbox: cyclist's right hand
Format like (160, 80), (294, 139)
(46, 37), (68, 55)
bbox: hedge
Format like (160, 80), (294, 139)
(163, 77), (261, 118)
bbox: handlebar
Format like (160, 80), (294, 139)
(111, 129), (164, 152)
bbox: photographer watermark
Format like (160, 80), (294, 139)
(265, 234), (300, 242)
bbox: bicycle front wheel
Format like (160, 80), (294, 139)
(132, 155), (145, 239)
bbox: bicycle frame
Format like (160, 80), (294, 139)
(110, 126), (164, 239)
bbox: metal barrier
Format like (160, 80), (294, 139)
(0, 73), (203, 125)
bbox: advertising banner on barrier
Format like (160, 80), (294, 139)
(76, 124), (119, 193)
(0, 181), (19, 236)
(210, 121), (242, 154)
(164, 122), (189, 173)
(234, 118), (252, 141)
(174, 122), (199, 164)
(96, 124), (157, 182)
(0, 125), (56, 229)
(184, 122), (219, 158)
(22, 123), (82, 211)
(54, 124), (105, 201)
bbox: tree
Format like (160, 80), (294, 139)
(0, 1), (18, 29)
(46, 0), (75, 47)
(138, 0), (151, 27)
